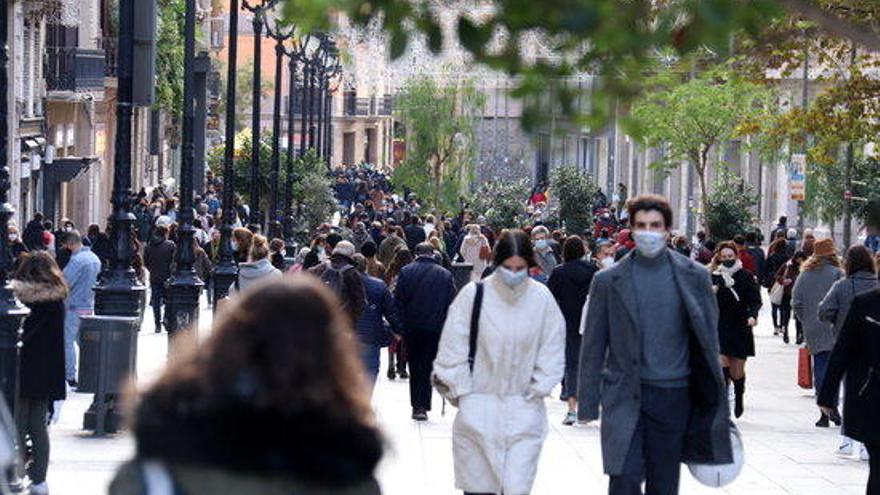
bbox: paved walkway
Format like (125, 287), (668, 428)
(45, 295), (869, 494)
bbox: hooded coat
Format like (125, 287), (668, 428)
(233, 258), (281, 294)
(433, 274), (565, 494)
(12, 280), (67, 401)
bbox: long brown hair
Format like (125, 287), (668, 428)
(132, 276), (374, 427)
(13, 251), (69, 297)
(708, 240), (738, 271)
(385, 247), (413, 284)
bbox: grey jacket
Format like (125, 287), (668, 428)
(793, 262), (844, 354)
(233, 258), (281, 294)
(818, 271), (878, 341)
(578, 249), (732, 475)
(62, 246), (102, 310)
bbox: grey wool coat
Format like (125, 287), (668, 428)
(577, 249), (733, 475)
(793, 262), (844, 354)
(818, 271), (878, 342)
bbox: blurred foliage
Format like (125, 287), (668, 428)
(215, 58), (276, 133)
(705, 169), (759, 241)
(549, 166), (596, 235)
(279, 0), (880, 131)
(392, 75), (484, 211)
(629, 65), (773, 231)
(156, 0), (185, 120)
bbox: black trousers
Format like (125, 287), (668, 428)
(609, 385), (690, 495)
(151, 282), (166, 331)
(867, 442), (879, 495)
(405, 330), (440, 411)
(17, 398), (50, 484)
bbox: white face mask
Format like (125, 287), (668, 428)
(633, 230), (667, 258)
(497, 266), (528, 287)
(8, 234), (17, 242)
(601, 256), (615, 269)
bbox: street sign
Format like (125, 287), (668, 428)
(790, 153), (806, 201)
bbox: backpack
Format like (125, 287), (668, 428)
(320, 263), (355, 298)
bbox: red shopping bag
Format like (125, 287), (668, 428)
(798, 347), (813, 389)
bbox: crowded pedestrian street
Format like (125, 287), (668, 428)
(41, 294), (868, 495)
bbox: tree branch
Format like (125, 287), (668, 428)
(774, 0), (880, 52)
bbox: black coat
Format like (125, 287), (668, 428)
(818, 289), (880, 444)
(403, 225), (426, 252)
(548, 259), (598, 335)
(394, 256), (455, 333)
(13, 281), (67, 401)
(712, 268), (761, 359)
(144, 238), (176, 284)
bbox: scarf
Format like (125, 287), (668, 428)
(713, 259), (743, 301)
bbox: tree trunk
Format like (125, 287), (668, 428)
(697, 152), (711, 236)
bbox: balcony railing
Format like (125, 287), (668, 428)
(45, 47), (106, 92)
(98, 37), (118, 77)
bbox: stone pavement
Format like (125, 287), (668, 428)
(45, 295), (869, 494)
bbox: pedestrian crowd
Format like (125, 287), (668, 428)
(6, 166), (879, 495)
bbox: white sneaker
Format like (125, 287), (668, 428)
(29, 482), (49, 495)
(837, 439), (853, 457)
(861, 444), (870, 462)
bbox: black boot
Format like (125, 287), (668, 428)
(387, 349), (396, 380)
(722, 367), (731, 387)
(783, 327), (790, 344)
(733, 377), (745, 418)
(816, 413), (830, 427)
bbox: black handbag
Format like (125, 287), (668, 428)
(468, 282), (484, 373)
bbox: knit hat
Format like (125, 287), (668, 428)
(333, 240), (356, 258)
(812, 238), (836, 257)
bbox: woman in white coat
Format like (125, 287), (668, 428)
(458, 224), (490, 282)
(434, 229), (565, 495)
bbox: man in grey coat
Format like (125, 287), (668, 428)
(578, 195), (732, 495)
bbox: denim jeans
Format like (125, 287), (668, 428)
(64, 309), (90, 381)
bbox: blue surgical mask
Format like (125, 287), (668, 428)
(633, 230), (667, 258)
(534, 239), (548, 250)
(497, 266), (528, 287)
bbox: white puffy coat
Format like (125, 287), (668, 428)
(433, 274), (565, 495)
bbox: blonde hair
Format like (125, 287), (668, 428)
(249, 234), (269, 261)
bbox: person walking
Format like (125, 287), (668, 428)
(144, 225), (176, 334)
(404, 216), (426, 252)
(793, 237), (845, 427)
(710, 241), (762, 418)
(395, 243), (456, 421)
(548, 235), (597, 425)
(109, 277), (383, 495)
(578, 195), (732, 495)
(60, 231), (102, 387)
(530, 226), (558, 283)
(360, 241), (385, 280)
(818, 245), (878, 457)
(233, 235), (282, 294)
(458, 224), (490, 282)
(377, 226), (406, 267)
(433, 230), (565, 495)
(763, 238), (791, 336)
(352, 254), (402, 393)
(308, 241), (366, 324)
(775, 251), (807, 344)
(12, 252), (68, 495)
(385, 248), (414, 380)
(22, 212), (45, 251)
(231, 227), (253, 264)
(817, 287), (880, 494)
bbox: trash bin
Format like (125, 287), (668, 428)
(450, 263), (474, 293)
(77, 315), (139, 435)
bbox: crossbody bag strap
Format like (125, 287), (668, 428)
(468, 282), (484, 374)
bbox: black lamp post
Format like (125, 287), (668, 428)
(0, 0), (30, 415)
(165, 0), (203, 341)
(212, 0), (243, 304)
(299, 62), (311, 158)
(264, 13), (292, 241)
(282, 44), (298, 246)
(93, 0), (146, 317)
(243, 0), (277, 232)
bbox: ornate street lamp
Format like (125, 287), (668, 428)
(212, 0), (244, 304)
(264, 9), (293, 241)
(0, 0), (30, 415)
(165, 0), (203, 340)
(242, 0), (278, 232)
(93, 0), (146, 317)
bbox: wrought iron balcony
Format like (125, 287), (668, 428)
(45, 46), (106, 92)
